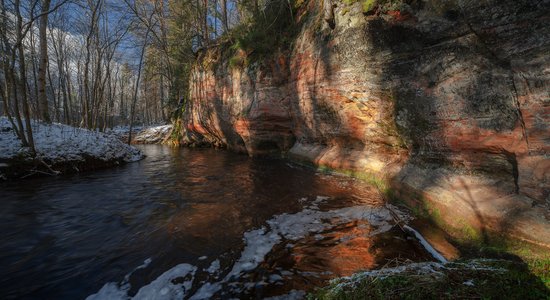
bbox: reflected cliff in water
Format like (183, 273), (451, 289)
(1, 145), (432, 299)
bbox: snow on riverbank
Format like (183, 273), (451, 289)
(0, 117), (143, 178)
(104, 124), (173, 144)
(132, 125), (173, 144)
(317, 259), (515, 299)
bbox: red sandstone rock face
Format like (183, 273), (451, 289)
(185, 56), (295, 154)
(182, 0), (550, 246)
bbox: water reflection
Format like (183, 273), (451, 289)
(0, 145), (430, 299)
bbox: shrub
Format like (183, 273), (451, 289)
(226, 0), (304, 68)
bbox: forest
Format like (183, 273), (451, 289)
(1, 0), (294, 151)
(1, 0), (549, 299)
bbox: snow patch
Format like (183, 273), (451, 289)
(263, 290), (306, 300)
(86, 282), (130, 300)
(403, 225), (447, 263)
(329, 259), (507, 293)
(189, 197), (399, 298)
(332, 262), (447, 290)
(0, 117), (143, 164)
(189, 282), (222, 300)
(87, 263), (197, 300)
(463, 279), (475, 286)
(133, 264), (196, 300)
(226, 227), (282, 279)
(132, 125), (173, 144)
(88, 197), (406, 300)
(206, 259), (220, 274)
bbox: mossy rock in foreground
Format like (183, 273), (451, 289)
(310, 259), (550, 300)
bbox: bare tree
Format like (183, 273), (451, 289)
(128, 28), (151, 144)
(38, 0), (52, 122)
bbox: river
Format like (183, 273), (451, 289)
(0, 145), (433, 299)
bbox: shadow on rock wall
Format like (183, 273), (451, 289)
(287, 0), (549, 247)
(181, 0), (550, 248)
(365, 0), (549, 246)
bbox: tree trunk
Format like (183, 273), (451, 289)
(160, 74), (166, 121)
(38, 0), (52, 122)
(47, 61), (58, 122)
(15, 0), (35, 154)
(203, 0), (209, 45)
(83, 0), (101, 128)
(128, 29), (151, 144)
(222, 0), (229, 33)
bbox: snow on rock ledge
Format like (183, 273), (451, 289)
(0, 117), (143, 179)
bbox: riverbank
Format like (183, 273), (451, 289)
(312, 258), (550, 299)
(0, 117), (143, 180)
(131, 125), (173, 144)
(1, 144), (547, 298)
(105, 124), (173, 145)
(299, 164), (550, 299)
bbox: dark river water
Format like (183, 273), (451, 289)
(0, 145), (432, 299)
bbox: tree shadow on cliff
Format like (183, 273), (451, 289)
(296, 1), (548, 295)
(290, 8), (385, 171)
(187, 61), (249, 152)
(362, 0), (549, 245)
(359, 1), (548, 292)
(287, 13), (337, 149)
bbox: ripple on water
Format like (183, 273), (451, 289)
(88, 195), (431, 299)
(0, 146), (433, 299)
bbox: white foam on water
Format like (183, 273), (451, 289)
(267, 205), (393, 241)
(308, 195), (329, 209)
(121, 258), (153, 283)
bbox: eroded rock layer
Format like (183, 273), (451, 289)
(181, 0), (550, 246)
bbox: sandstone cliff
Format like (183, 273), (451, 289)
(179, 0), (550, 247)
